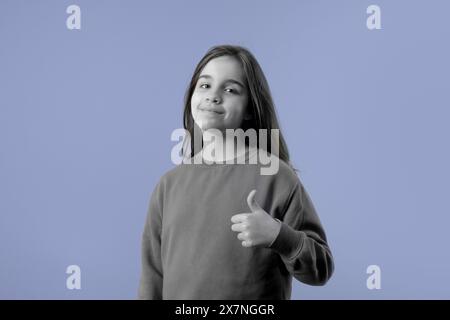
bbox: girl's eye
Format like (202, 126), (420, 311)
(198, 83), (238, 94)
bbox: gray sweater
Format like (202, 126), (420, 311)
(138, 150), (334, 299)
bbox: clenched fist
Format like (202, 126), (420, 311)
(230, 189), (281, 248)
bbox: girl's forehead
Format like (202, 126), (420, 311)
(200, 56), (245, 81)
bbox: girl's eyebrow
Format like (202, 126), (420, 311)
(198, 74), (245, 88)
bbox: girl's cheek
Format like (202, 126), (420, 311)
(191, 92), (201, 106)
(190, 96), (198, 110)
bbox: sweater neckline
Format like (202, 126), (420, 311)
(182, 147), (259, 167)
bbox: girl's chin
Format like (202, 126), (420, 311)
(200, 125), (224, 132)
(195, 119), (223, 131)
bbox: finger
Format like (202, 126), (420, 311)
(231, 222), (247, 232)
(242, 240), (252, 247)
(237, 232), (247, 240)
(231, 213), (250, 224)
(247, 189), (263, 213)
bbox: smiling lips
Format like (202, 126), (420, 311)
(199, 106), (224, 115)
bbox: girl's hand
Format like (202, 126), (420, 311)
(230, 189), (281, 248)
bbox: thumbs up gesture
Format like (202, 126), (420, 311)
(231, 189), (282, 248)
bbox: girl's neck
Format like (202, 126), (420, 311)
(201, 129), (253, 163)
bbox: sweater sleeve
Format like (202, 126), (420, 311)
(268, 180), (334, 286)
(138, 181), (164, 299)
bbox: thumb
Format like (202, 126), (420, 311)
(247, 189), (263, 213)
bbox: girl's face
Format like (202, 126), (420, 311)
(191, 55), (250, 132)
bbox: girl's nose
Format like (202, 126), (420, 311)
(206, 95), (221, 104)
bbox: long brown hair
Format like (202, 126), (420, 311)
(182, 44), (297, 171)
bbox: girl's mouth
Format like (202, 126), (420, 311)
(199, 107), (224, 115)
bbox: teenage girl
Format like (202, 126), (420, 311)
(138, 45), (334, 299)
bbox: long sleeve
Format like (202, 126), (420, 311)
(268, 180), (334, 285)
(138, 181), (164, 299)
